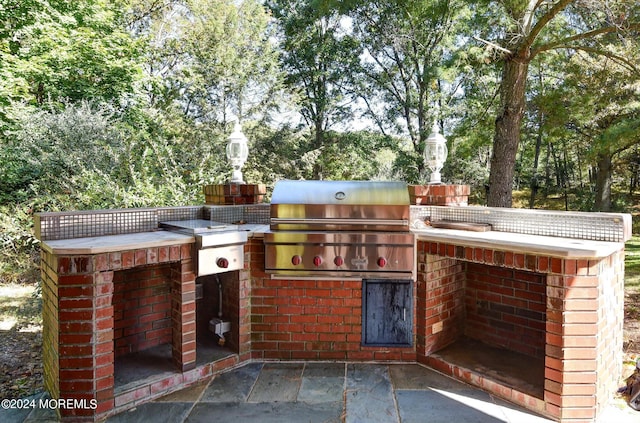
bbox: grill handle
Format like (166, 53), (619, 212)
(270, 218), (409, 226)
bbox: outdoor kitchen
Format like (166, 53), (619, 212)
(30, 125), (633, 423)
(33, 188), (631, 423)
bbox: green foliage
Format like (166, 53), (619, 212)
(0, 204), (40, 284)
(0, 0), (142, 128)
(626, 236), (640, 291)
(1, 0), (640, 289)
(267, 0), (362, 180)
(315, 131), (396, 180)
(143, 0), (285, 123)
(247, 127), (399, 188)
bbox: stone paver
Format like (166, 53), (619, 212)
(346, 364), (398, 423)
(200, 362), (263, 403)
(247, 362), (304, 403)
(107, 402), (192, 423)
(186, 401), (343, 423)
(6, 362), (638, 423)
(298, 363), (345, 404)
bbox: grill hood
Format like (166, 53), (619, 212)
(270, 180), (409, 205)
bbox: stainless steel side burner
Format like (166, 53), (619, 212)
(160, 219), (247, 276)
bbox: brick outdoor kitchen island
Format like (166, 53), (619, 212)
(34, 203), (631, 422)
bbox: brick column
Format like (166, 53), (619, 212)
(545, 254), (625, 422)
(171, 246), (196, 371)
(415, 242), (465, 361)
(40, 250), (60, 402)
(203, 184), (266, 205)
(93, 271), (114, 417)
(55, 255), (105, 421)
(408, 184), (470, 205)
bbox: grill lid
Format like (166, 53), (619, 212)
(270, 180), (409, 205)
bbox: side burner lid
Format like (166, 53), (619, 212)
(159, 219), (235, 234)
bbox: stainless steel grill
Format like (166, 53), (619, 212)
(265, 180), (415, 278)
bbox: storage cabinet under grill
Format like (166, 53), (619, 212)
(362, 279), (413, 346)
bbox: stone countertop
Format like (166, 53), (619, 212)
(412, 227), (625, 259)
(40, 223), (622, 259)
(41, 224), (270, 255)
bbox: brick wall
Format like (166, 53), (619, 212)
(203, 184), (266, 205)
(466, 264), (546, 359)
(248, 239), (415, 362)
(415, 245), (465, 357)
(196, 272), (240, 352)
(40, 250), (60, 401)
(250, 277), (417, 361)
(408, 184), (470, 205)
(40, 244), (195, 421)
(415, 239), (625, 422)
(113, 265), (172, 357)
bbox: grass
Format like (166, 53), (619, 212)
(627, 236), (640, 292)
(0, 284), (41, 331)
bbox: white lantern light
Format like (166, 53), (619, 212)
(226, 122), (249, 184)
(423, 121), (448, 184)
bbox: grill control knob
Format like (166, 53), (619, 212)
(377, 257), (387, 268)
(292, 255), (302, 265)
(334, 256), (344, 266)
(217, 258), (229, 268)
(313, 256), (323, 267)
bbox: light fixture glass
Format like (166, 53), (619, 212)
(423, 121), (448, 184)
(226, 122), (249, 184)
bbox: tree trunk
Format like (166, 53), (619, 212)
(543, 140), (552, 197)
(312, 116), (325, 180)
(487, 57), (529, 208)
(529, 110), (544, 209)
(594, 151), (612, 212)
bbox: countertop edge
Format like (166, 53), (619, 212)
(40, 225), (270, 255)
(413, 229), (625, 259)
(41, 232), (196, 255)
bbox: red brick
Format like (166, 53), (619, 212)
(60, 357), (93, 369)
(59, 369), (94, 380)
(59, 286), (94, 297)
(147, 247), (158, 264)
(109, 252), (122, 269)
(134, 249), (147, 266)
(58, 274), (94, 286)
(465, 248), (473, 261)
(95, 254), (109, 271)
(60, 380), (94, 392)
(59, 298), (93, 309)
(60, 334), (93, 344)
(59, 310), (94, 322)
(514, 254), (525, 268)
(180, 244), (192, 259)
(121, 251), (134, 268)
(537, 256), (549, 272)
(169, 246), (180, 261)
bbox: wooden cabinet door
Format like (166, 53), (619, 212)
(362, 280), (412, 346)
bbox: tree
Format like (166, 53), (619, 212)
(0, 0), (142, 127)
(347, 0), (470, 182)
(140, 0), (285, 126)
(567, 54), (640, 211)
(483, 0), (640, 207)
(267, 0), (361, 179)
